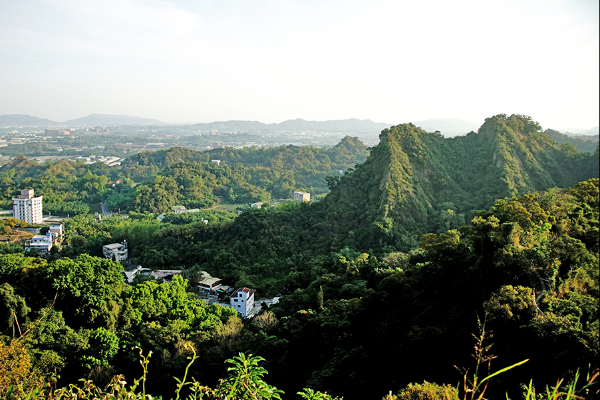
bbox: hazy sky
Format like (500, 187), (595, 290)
(1, 0), (598, 130)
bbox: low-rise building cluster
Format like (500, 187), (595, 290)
(24, 223), (64, 254)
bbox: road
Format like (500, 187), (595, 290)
(101, 202), (112, 217)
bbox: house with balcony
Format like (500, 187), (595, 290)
(103, 241), (128, 262)
(24, 232), (53, 254)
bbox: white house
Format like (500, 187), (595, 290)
(103, 241), (128, 262)
(48, 223), (64, 236)
(24, 232), (53, 253)
(230, 287), (256, 318)
(172, 206), (187, 214)
(122, 265), (144, 284)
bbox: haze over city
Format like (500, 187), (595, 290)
(1, 0), (598, 132)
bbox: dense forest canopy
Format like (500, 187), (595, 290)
(0, 136), (369, 214)
(0, 114), (598, 399)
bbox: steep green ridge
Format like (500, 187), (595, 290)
(134, 136), (369, 172)
(100, 115), (599, 281)
(313, 114), (599, 251)
(118, 115), (599, 295)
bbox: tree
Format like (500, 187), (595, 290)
(214, 353), (283, 399)
(43, 254), (124, 328)
(0, 339), (44, 396)
(0, 283), (30, 335)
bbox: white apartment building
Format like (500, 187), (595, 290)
(13, 189), (43, 224)
(230, 287), (256, 318)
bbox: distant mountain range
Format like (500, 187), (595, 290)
(1, 113), (597, 139)
(191, 118), (392, 134)
(191, 118), (480, 136)
(564, 126), (599, 137)
(0, 114), (57, 126)
(64, 114), (164, 126)
(0, 113), (164, 127)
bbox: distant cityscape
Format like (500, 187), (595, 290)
(0, 113), (597, 167)
(0, 115), (389, 166)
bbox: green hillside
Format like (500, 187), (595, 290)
(0, 114), (598, 399)
(545, 128), (599, 154)
(313, 114), (599, 252)
(2, 180), (597, 399)
(88, 115), (599, 296)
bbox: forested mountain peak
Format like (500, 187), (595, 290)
(332, 135), (367, 150)
(311, 114), (599, 252)
(0, 154), (43, 179)
(477, 113), (543, 138)
(1, 116), (597, 399)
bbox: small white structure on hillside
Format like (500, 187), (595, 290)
(150, 269), (182, 282)
(230, 287), (256, 318)
(48, 223), (64, 237)
(103, 241), (128, 262)
(293, 191), (310, 202)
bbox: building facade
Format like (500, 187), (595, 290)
(48, 223), (64, 236)
(13, 189), (43, 224)
(102, 241), (128, 262)
(24, 232), (53, 253)
(293, 191), (310, 202)
(230, 287), (256, 318)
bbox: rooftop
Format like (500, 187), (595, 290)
(150, 270), (182, 280)
(230, 287), (256, 298)
(199, 277), (222, 286)
(103, 243), (125, 249)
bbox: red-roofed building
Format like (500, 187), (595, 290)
(230, 287), (256, 317)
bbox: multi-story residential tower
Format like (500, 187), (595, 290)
(13, 189), (43, 224)
(230, 287), (256, 317)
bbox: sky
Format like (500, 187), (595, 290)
(0, 0), (598, 131)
